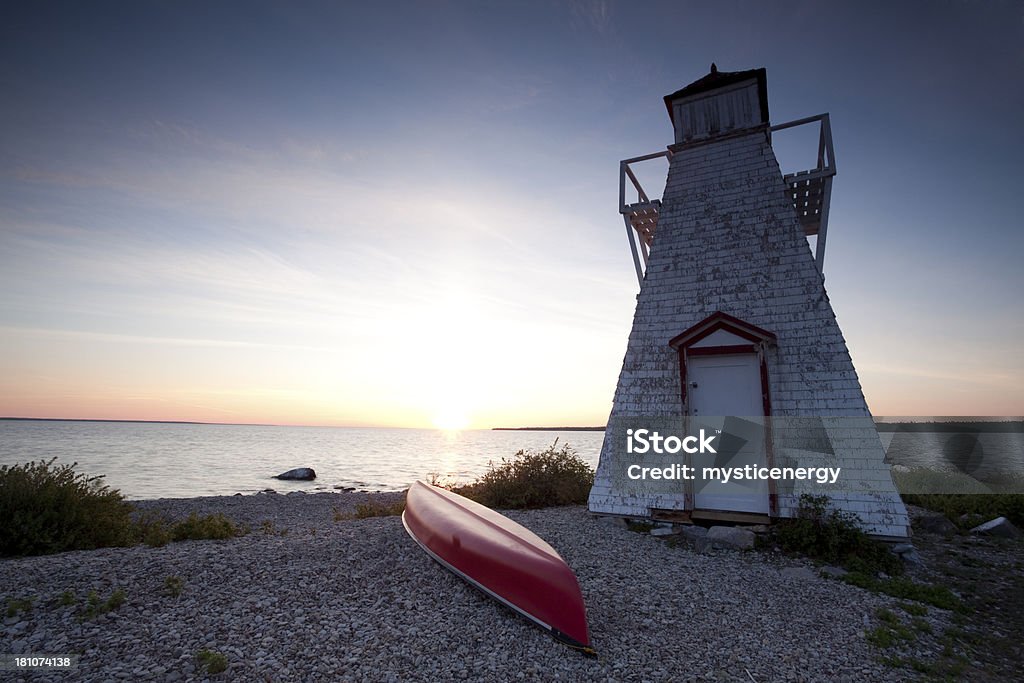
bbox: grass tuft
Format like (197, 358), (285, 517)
(867, 626), (899, 648)
(5, 597), (33, 618)
(196, 649), (228, 675)
(353, 500), (406, 518)
(876, 607), (900, 625)
(912, 617), (933, 634)
(843, 573), (964, 611)
(171, 513), (241, 541)
(164, 576), (184, 598)
(80, 588), (126, 620)
(898, 601), (928, 617)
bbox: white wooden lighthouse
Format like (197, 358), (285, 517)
(588, 66), (909, 538)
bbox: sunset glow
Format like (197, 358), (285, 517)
(1, 3), (1022, 427)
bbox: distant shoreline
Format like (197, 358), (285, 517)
(4, 417), (1020, 433)
(0, 416), (261, 427)
(1, 417), (611, 431)
(492, 426), (606, 432)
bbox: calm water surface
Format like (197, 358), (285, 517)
(0, 421), (603, 500)
(3, 420), (1021, 500)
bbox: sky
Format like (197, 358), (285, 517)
(1, 0), (1022, 428)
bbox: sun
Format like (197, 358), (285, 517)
(432, 409), (470, 431)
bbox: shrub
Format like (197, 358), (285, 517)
(134, 513), (173, 547)
(0, 458), (135, 556)
(774, 494), (903, 575)
(451, 441), (594, 509)
(0, 459), (251, 556)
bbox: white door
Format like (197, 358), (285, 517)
(688, 353), (769, 514)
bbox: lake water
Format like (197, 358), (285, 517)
(0, 420), (604, 500)
(1, 420), (1021, 500)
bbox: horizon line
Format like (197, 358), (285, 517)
(0, 416), (610, 431)
(2, 416), (1020, 430)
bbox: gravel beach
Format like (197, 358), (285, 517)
(1, 491), (940, 682)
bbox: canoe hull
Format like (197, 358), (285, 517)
(402, 481), (592, 651)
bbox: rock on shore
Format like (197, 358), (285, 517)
(1, 492), (920, 682)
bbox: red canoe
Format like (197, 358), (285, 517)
(402, 480), (593, 654)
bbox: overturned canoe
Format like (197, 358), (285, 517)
(402, 480), (593, 654)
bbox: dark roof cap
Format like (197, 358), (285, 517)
(663, 65), (769, 125)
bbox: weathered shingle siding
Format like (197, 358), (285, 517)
(589, 127), (909, 538)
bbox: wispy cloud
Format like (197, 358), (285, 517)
(0, 325), (341, 353)
(569, 0), (613, 36)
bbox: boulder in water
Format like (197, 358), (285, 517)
(275, 467), (316, 481)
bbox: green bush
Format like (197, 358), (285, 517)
(774, 494), (903, 575)
(0, 459), (249, 556)
(134, 513), (173, 547)
(0, 458), (135, 556)
(451, 441), (594, 509)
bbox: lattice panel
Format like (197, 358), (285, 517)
(785, 170), (825, 236)
(628, 205), (660, 247)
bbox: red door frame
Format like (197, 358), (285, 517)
(668, 311), (778, 516)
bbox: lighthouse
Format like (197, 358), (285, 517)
(588, 65), (909, 538)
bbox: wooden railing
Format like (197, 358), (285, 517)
(619, 150), (672, 285)
(770, 113), (836, 273)
(617, 112), (837, 287)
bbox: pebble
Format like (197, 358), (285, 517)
(0, 494), (918, 681)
